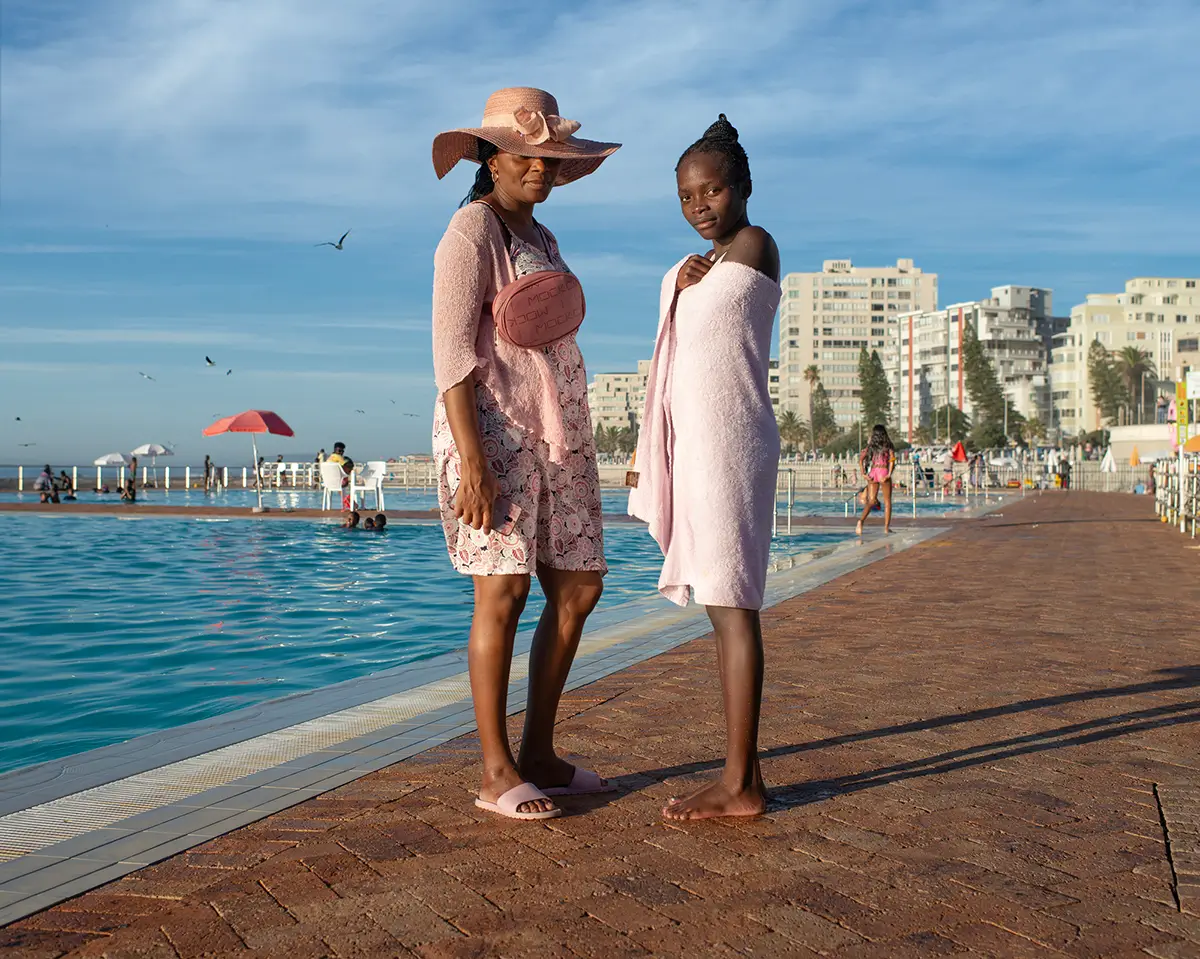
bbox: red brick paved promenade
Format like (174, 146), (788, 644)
(5, 491), (1199, 958)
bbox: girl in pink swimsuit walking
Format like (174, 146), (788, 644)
(857, 424), (897, 535)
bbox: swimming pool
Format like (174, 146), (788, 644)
(0, 515), (850, 775)
(0, 485), (972, 517)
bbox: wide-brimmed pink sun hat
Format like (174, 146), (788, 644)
(432, 87), (621, 186)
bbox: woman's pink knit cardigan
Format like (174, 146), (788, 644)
(432, 202), (572, 461)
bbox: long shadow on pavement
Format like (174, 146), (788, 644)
(617, 665), (1200, 808)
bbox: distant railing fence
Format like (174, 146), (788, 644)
(1152, 457), (1199, 538)
(11, 460), (440, 492)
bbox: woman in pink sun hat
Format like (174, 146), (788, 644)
(430, 88), (620, 820)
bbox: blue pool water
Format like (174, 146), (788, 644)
(0, 515), (849, 775)
(1, 485), (971, 517)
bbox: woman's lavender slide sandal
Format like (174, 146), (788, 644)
(474, 782), (562, 820)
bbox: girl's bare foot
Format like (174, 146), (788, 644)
(855, 520), (863, 536)
(662, 778), (767, 821)
(479, 765), (557, 815)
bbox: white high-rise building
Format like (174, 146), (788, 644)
(886, 286), (1067, 440)
(587, 360), (651, 433)
(778, 259), (937, 431)
(1050, 277), (1200, 436)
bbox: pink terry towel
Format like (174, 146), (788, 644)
(629, 258), (781, 609)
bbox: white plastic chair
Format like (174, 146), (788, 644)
(319, 462), (347, 510)
(356, 460), (386, 511)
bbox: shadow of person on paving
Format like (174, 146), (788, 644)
(617, 666), (1200, 808)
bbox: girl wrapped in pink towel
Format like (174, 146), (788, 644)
(629, 115), (780, 820)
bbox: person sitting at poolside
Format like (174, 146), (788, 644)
(326, 442), (347, 466)
(373, 513), (387, 531)
(342, 510), (360, 529)
(35, 465), (61, 503)
(119, 480), (137, 502)
(339, 456), (355, 510)
(363, 516), (376, 530)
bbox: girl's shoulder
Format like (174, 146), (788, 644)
(725, 226), (779, 279)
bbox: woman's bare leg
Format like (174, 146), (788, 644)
(881, 479), (893, 533)
(470, 574), (555, 814)
(663, 605), (766, 820)
(518, 567), (604, 789)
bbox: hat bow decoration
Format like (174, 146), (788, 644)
(511, 106), (581, 145)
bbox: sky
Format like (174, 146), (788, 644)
(2, 0), (1198, 464)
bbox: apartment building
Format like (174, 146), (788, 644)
(1050, 277), (1200, 436)
(887, 286), (1066, 439)
(589, 358), (780, 435)
(778, 259), (937, 431)
(587, 360), (651, 433)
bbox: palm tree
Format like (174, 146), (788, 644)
(803, 365), (821, 445)
(1021, 415), (1046, 446)
(1115, 347), (1156, 424)
(776, 410), (807, 454)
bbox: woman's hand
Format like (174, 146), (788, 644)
(455, 457), (500, 532)
(676, 254), (713, 291)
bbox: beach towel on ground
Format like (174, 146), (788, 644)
(629, 258), (781, 609)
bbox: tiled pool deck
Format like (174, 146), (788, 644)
(4, 491), (1199, 957)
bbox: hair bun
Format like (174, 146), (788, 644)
(703, 113), (739, 143)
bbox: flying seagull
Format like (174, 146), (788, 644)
(315, 230), (351, 250)
(18, 442), (35, 447)
(226, 369), (233, 376)
(389, 399), (396, 405)
(354, 409), (366, 414)
(138, 372), (156, 381)
(14, 416), (20, 422)
(401, 413), (419, 418)
(205, 356), (215, 366)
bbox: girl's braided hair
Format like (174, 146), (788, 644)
(460, 138), (500, 207)
(675, 113), (751, 191)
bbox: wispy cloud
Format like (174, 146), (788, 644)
(6, 0), (1197, 242)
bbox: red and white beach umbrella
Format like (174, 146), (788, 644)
(202, 410), (294, 512)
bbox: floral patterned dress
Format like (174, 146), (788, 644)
(433, 232), (606, 576)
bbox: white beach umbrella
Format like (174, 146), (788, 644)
(94, 452), (132, 466)
(130, 443), (172, 459)
(131, 442), (173, 483)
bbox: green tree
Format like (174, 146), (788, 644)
(803, 364), (821, 442)
(810, 383), (839, 447)
(594, 423), (605, 452)
(614, 428), (637, 456)
(1021, 414), (1047, 446)
(962, 322), (1008, 447)
(928, 404), (971, 443)
(776, 410), (807, 453)
(1086, 339), (1127, 425)
(857, 346), (891, 428)
(1115, 346), (1156, 423)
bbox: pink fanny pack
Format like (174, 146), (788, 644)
(492, 271), (586, 349)
(477, 201), (585, 350)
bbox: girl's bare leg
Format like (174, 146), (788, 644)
(882, 479), (894, 533)
(663, 605), (766, 820)
(856, 481), (878, 535)
(470, 574), (555, 815)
